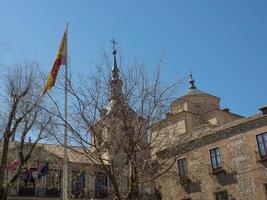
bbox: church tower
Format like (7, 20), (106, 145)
(91, 38), (134, 149)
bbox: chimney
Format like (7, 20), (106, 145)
(259, 105), (267, 115)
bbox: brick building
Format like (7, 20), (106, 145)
(154, 75), (267, 200)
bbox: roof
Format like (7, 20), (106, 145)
(42, 144), (109, 165)
(183, 88), (207, 96)
(171, 88), (220, 106)
(158, 113), (267, 157)
(182, 88), (220, 100)
(1, 142), (109, 165)
(43, 145), (91, 164)
(180, 73), (219, 99)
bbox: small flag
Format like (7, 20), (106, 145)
(7, 159), (19, 171)
(32, 162), (40, 179)
(42, 28), (67, 96)
(38, 162), (49, 178)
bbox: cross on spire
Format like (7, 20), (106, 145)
(110, 38), (117, 54)
(110, 37), (118, 73)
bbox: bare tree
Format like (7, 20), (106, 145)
(48, 48), (182, 200)
(0, 63), (54, 200)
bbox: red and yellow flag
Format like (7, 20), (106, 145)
(42, 29), (67, 96)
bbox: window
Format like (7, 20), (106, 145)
(256, 132), (267, 158)
(210, 147), (222, 171)
(46, 169), (61, 197)
(95, 172), (108, 198)
(177, 158), (188, 178)
(71, 170), (85, 198)
(215, 191), (228, 200)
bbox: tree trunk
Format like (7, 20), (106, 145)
(0, 137), (10, 200)
(108, 173), (122, 200)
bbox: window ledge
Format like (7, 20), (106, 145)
(211, 167), (225, 175)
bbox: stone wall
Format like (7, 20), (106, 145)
(157, 116), (267, 200)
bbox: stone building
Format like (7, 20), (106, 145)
(4, 43), (153, 200)
(153, 75), (267, 200)
(2, 46), (266, 199)
(90, 44), (152, 199)
(5, 143), (97, 199)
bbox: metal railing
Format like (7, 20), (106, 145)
(208, 162), (226, 175)
(255, 151), (267, 163)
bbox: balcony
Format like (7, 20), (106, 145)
(209, 165), (225, 175)
(208, 162), (238, 186)
(256, 151), (267, 162)
(176, 172), (201, 194)
(255, 151), (267, 167)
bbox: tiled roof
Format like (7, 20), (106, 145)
(183, 88), (207, 96)
(0, 141), (109, 165)
(42, 144), (109, 165)
(43, 145), (92, 164)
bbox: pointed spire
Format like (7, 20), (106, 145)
(189, 72), (196, 89)
(110, 38), (123, 100)
(111, 38), (119, 80)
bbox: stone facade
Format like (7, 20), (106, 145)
(90, 47), (153, 199)
(3, 63), (265, 200)
(154, 75), (267, 200)
(4, 144), (96, 199)
(3, 45), (155, 200)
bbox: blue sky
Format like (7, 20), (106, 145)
(0, 0), (266, 116)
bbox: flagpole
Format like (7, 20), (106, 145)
(63, 22), (69, 200)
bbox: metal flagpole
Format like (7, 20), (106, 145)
(63, 22), (69, 200)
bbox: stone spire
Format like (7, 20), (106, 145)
(189, 72), (196, 89)
(110, 38), (123, 100)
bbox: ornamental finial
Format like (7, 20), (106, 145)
(189, 72), (196, 89)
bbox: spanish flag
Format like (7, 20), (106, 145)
(42, 28), (67, 96)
